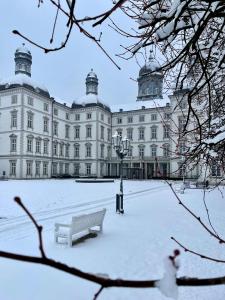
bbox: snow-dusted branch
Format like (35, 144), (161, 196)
(1, 196), (225, 299)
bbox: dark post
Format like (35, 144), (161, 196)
(112, 132), (130, 214)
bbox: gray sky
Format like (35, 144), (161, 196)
(0, 0), (143, 106)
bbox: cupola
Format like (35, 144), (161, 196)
(137, 50), (164, 101)
(14, 43), (32, 77)
(86, 69), (98, 95)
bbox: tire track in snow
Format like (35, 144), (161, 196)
(0, 185), (168, 239)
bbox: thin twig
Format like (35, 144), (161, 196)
(171, 237), (225, 264)
(14, 197), (46, 258)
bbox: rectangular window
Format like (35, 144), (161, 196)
(163, 144), (170, 157)
(11, 112), (17, 128)
(26, 161), (32, 176)
(53, 121), (58, 136)
(117, 117), (122, 124)
(75, 127), (80, 139)
(139, 147), (144, 159)
(117, 129), (122, 137)
(66, 113), (69, 120)
(164, 125), (170, 139)
(52, 163), (57, 175)
(59, 143), (64, 156)
(151, 127), (157, 139)
(35, 161), (41, 176)
(107, 146), (111, 158)
(211, 163), (221, 177)
(151, 114), (157, 121)
(35, 139), (41, 153)
(43, 140), (48, 155)
(54, 108), (58, 116)
(127, 128), (133, 140)
(65, 163), (69, 174)
(11, 95), (18, 104)
(87, 113), (92, 120)
(139, 115), (145, 122)
(27, 113), (33, 129)
(127, 147), (133, 157)
(53, 142), (58, 156)
(151, 146), (157, 157)
(101, 145), (104, 158)
(101, 113), (104, 121)
(86, 163), (91, 175)
(10, 160), (16, 176)
(178, 116), (186, 133)
(180, 99), (187, 109)
(43, 162), (48, 176)
(86, 145), (91, 157)
(43, 118), (49, 132)
(164, 113), (170, 120)
(65, 144), (69, 157)
(27, 97), (33, 106)
(10, 137), (17, 152)
(86, 126), (92, 138)
(127, 116), (133, 123)
(139, 128), (145, 140)
(74, 145), (80, 158)
(75, 114), (80, 121)
(107, 128), (111, 142)
(179, 141), (186, 154)
(59, 163), (63, 174)
(74, 163), (80, 176)
(44, 103), (49, 111)
(101, 126), (104, 140)
(27, 138), (33, 152)
(108, 117), (111, 124)
(65, 125), (70, 138)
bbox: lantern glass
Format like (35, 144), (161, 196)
(112, 132), (120, 148)
(122, 136), (130, 152)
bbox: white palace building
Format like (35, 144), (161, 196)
(0, 45), (199, 180)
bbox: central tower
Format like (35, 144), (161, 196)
(137, 50), (163, 101)
(14, 43), (32, 77)
(86, 69), (98, 95)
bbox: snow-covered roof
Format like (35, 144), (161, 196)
(111, 96), (170, 113)
(51, 95), (72, 108)
(87, 69), (97, 78)
(139, 51), (162, 76)
(15, 45), (31, 55)
(0, 74), (49, 94)
(75, 93), (109, 107)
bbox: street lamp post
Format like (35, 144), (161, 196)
(112, 132), (130, 214)
(181, 155), (186, 193)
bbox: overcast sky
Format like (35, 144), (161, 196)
(0, 0), (145, 106)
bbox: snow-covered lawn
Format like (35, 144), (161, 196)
(0, 179), (225, 300)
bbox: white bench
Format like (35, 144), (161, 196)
(54, 208), (106, 247)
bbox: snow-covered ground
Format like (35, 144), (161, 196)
(0, 179), (225, 300)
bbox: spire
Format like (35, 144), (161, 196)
(14, 44), (32, 77)
(86, 69), (98, 95)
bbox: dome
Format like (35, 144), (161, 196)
(74, 94), (110, 111)
(139, 50), (162, 76)
(87, 69), (97, 78)
(15, 44), (31, 56)
(76, 93), (104, 105)
(0, 74), (50, 98)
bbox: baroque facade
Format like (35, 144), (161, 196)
(0, 46), (199, 179)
